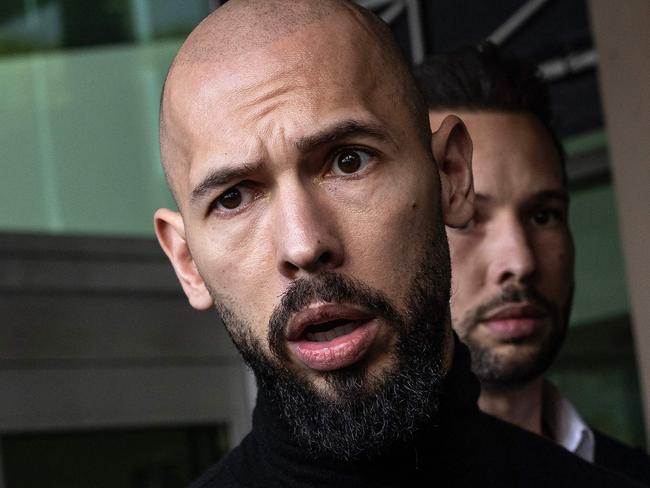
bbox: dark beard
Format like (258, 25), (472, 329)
(459, 286), (571, 391)
(211, 238), (452, 460)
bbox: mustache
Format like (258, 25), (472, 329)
(267, 272), (401, 360)
(468, 286), (553, 323)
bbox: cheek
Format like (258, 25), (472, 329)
(336, 169), (441, 302)
(447, 231), (488, 322)
(534, 228), (573, 271)
(538, 241), (574, 296)
(448, 232), (484, 290)
(189, 229), (277, 344)
(529, 232), (574, 317)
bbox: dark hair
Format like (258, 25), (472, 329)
(413, 42), (566, 184)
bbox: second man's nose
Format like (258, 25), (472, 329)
(489, 216), (537, 287)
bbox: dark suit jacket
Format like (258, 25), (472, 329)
(595, 430), (650, 486)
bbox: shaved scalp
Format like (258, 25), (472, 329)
(159, 0), (429, 203)
(173, 0), (345, 65)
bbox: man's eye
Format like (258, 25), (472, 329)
(532, 209), (562, 226)
(331, 149), (371, 176)
(214, 186), (254, 212)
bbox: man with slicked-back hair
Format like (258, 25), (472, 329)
(154, 1), (644, 486)
(415, 42), (650, 487)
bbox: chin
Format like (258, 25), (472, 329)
(309, 352), (399, 399)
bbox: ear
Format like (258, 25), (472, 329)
(154, 208), (214, 310)
(431, 114), (474, 228)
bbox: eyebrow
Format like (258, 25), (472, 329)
(295, 119), (394, 153)
(474, 189), (569, 205)
(190, 119), (394, 207)
(528, 189), (569, 205)
(191, 162), (261, 206)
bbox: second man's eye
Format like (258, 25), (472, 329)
(218, 188), (243, 209)
(331, 149), (371, 176)
(531, 209), (561, 226)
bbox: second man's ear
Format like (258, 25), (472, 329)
(431, 114), (474, 229)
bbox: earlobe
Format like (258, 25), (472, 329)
(154, 208), (214, 310)
(431, 114), (475, 228)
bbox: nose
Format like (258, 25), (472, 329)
(487, 213), (536, 287)
(271, 183), (344, 279)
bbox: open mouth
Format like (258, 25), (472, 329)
(287, 304), (380, 372)
(303, 319), (365, 342)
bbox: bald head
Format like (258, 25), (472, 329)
(159, 0), (428, 204)
(172, 0), (357, 66)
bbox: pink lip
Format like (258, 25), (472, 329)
(287, 303), (374, 340)
(479, 304), (548, 340)
(286, 303), (378, 372)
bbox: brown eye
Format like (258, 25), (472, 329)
(212, 185), (257, 216)
(532, 209), (562, 226)
(332, 149), (371, 175)
(212, 185), (258, 215)
(532, 210), (550, 225)
(217, 188), (243, 210)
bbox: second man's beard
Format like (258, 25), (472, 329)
(458, 286), (571, 392)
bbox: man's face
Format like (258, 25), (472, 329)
(431, 111), (574, 389)
(157, 20), (469, 458)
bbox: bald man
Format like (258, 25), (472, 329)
(154, 1), (643, 487)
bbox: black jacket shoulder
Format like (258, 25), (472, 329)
(479, 413), (647, 487)
(594, 429), (650, 486)
(188, 445), (243, 488)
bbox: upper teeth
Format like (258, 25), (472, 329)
(305, 321), (359, 342)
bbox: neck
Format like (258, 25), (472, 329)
(240, 338), (482, 487)
(478, 377), (545, 436)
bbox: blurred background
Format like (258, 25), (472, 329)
(1, 0), (648, 486)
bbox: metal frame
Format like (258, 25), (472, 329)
(487, 0), (598, 83)
(539, 49), (597, 82)
(356, 0), (425, 63)
(487, 0), (550, 45)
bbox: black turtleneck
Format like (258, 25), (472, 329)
(189, 340), (645, 488)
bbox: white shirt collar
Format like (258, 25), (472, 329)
(543, 381), (595, 463)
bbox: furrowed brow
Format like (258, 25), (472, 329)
(295, 120), (394, 153)
(190, 162), (260, 206)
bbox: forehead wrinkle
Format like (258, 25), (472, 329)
(160, 1), (338, 170)
(160, 0), (430, 206)
(231, 76), (309, 127)
(170, 1), (391, 112)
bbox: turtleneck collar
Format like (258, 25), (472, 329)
(231, 335), (482, 487)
